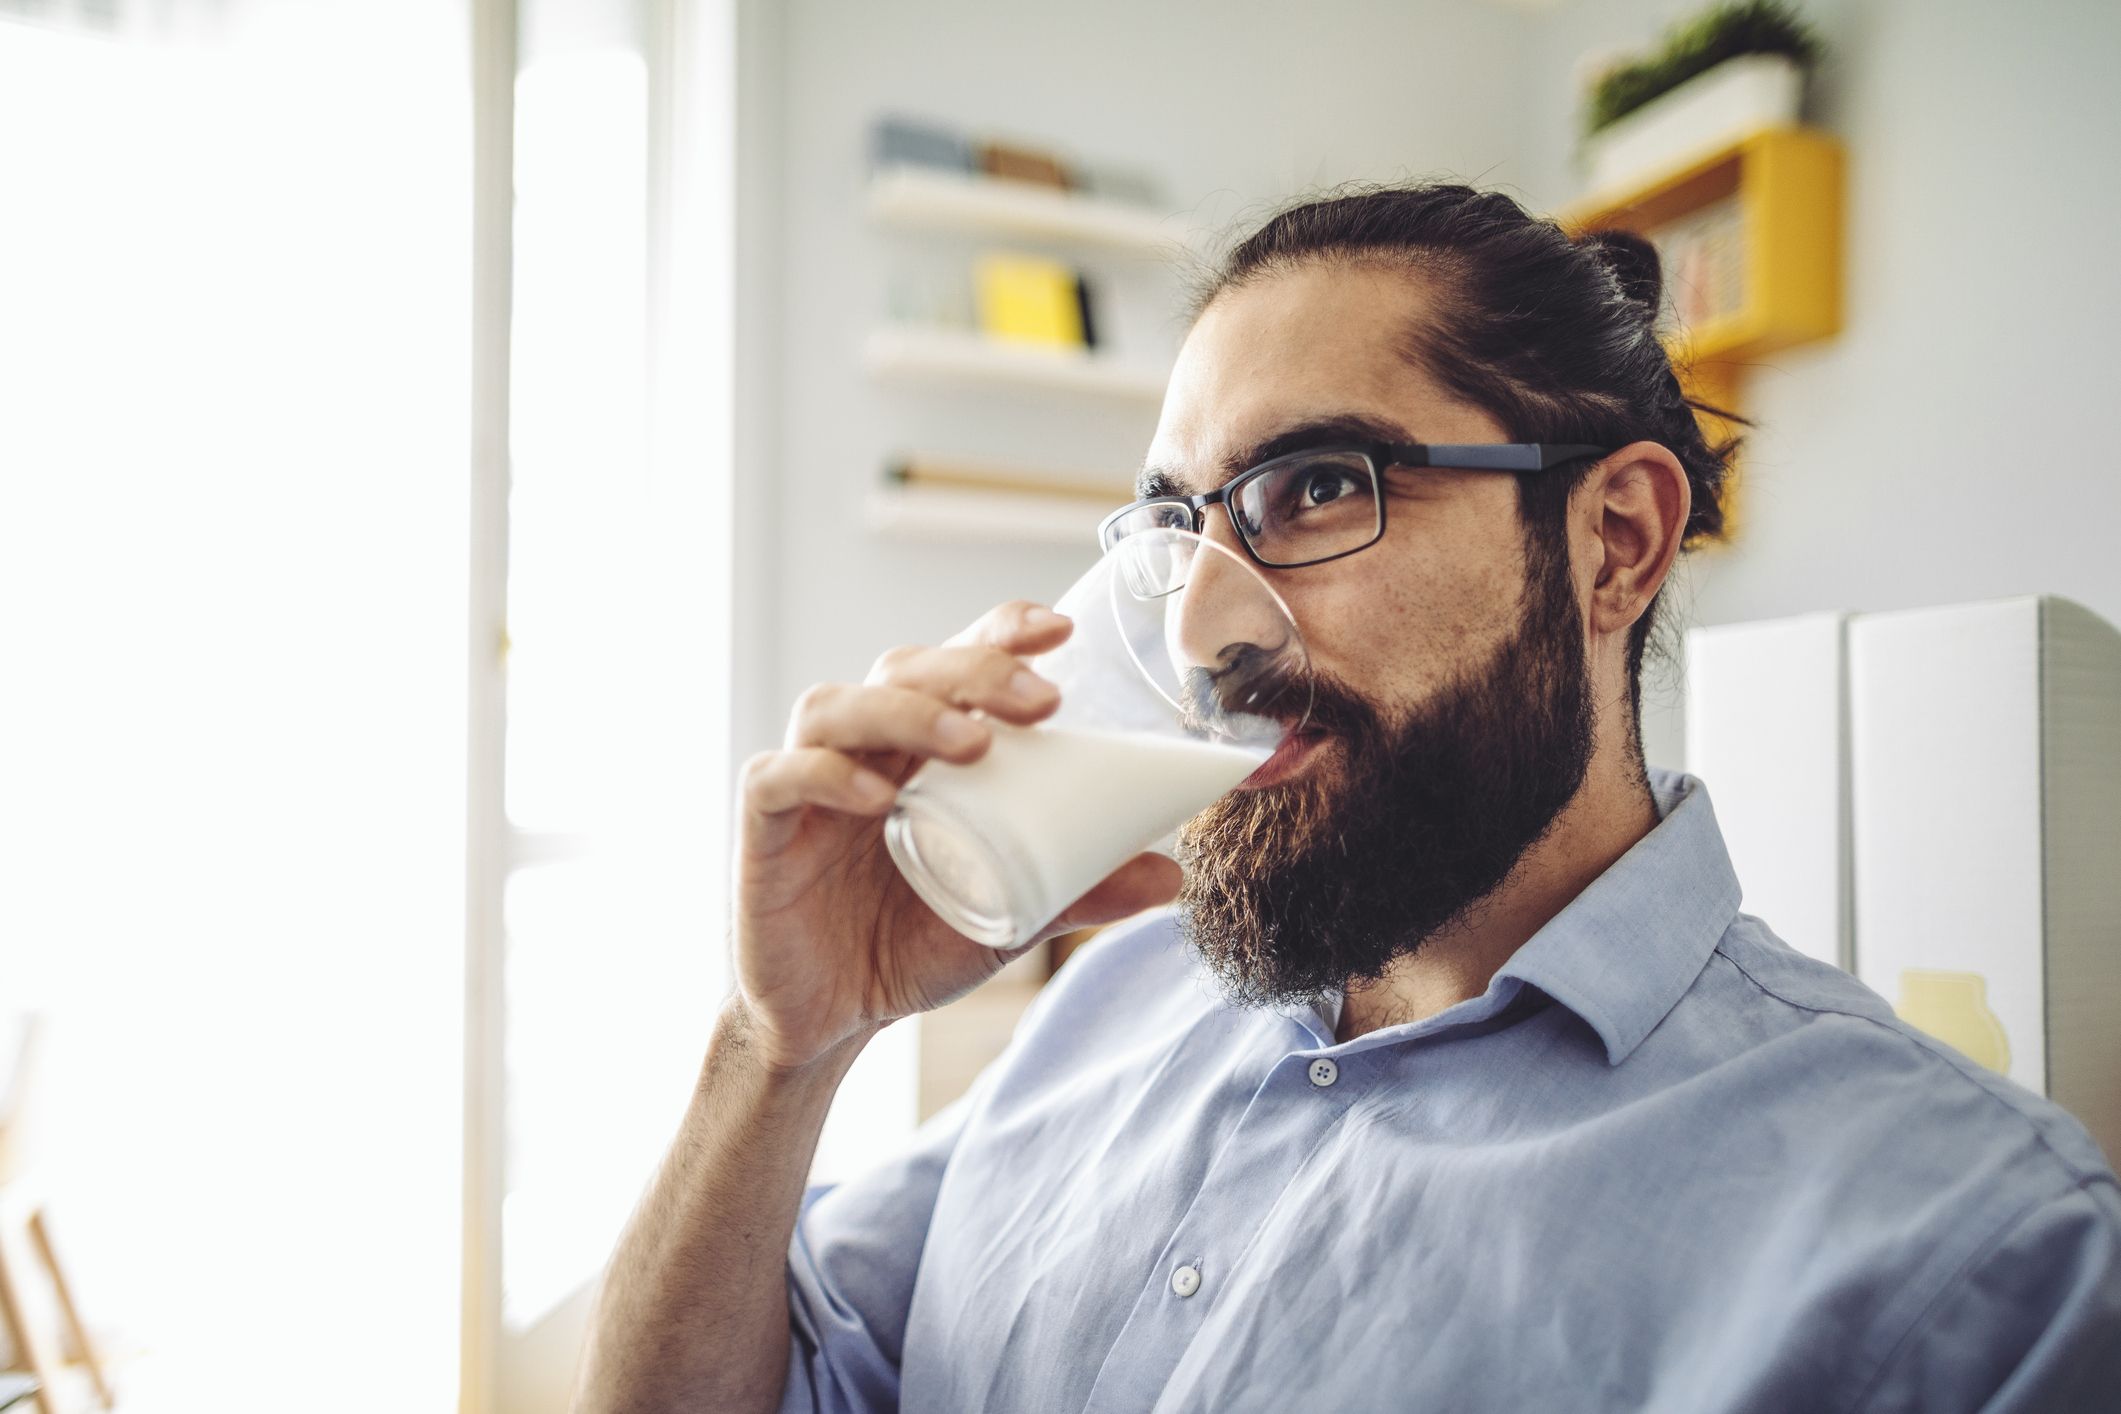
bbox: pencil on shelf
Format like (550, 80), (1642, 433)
(884, 457), (1133, 505)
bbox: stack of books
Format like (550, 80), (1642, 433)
(1649, 193), (1747, 333)
(869, 113), (1161, 207)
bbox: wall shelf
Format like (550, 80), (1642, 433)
(863, 325), (1169, 401)
(868, 163), (1194, 254)
(864, 481), (1115, 547)
(1561, 125), (1845, 369)
(1561, 124), (1845, 535)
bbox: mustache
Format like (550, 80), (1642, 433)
(1175, 642), (1373, 742)
(1175, 637), (1300, 732)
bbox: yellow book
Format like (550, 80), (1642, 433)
(973, 252), (1085, 348)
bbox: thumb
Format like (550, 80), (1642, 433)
(1040, 852), (1183, 939)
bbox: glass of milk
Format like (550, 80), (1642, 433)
(883, 527), (1311, 949)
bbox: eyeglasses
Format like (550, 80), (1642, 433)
(1097, 440), (1611, 575)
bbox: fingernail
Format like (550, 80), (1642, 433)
(1026, 607), (1067, 628)
(1007, 669), (1058, 704)
(936, 711), (986, 750)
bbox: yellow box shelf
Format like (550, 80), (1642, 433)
(1560, 124), (1845, 538)
(1562, 124), (1844, 365)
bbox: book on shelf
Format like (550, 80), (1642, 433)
(1648, 193), (1746, 333)
(974, 252), (1089, 349)
(868, 119), (1075, 192)
(867, 113), (1163, 208)
(976, 140), (1070, 190)
(870, 114), (972, 175)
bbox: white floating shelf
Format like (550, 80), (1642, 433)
(865, 483), (1114, 548)
(863, 325), (1169, 401)
(868, 164), (1195, 254)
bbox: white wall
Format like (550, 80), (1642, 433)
(0, 9), (469, 1407)
(1519, 0), (2121, 764)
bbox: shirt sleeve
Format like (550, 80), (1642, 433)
(771, 913), (1171, 1413)
(774, 1072), (981, 1414)
(1857, 1175), (2121, 1413)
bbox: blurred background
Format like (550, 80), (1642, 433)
(0, 0), (2115, 1410)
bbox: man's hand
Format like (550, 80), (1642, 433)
(574, 599), (1181, 1414)
(733, 597), (1181, 1071)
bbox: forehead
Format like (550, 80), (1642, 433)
(1142, 261), (1492, 496)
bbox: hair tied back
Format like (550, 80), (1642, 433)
(1582, 228), (1665, 327)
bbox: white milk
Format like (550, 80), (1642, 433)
(887, 720), (1268, 948)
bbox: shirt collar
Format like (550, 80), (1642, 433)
(1491, 767), (1742, 1067)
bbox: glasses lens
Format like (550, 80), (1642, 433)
(1233, 451), (1381, 566)
(1113, 531), (1194, 600)
(1104, 502), (1194, 597)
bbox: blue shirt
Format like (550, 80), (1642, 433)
(777, 770), (2121, 1412)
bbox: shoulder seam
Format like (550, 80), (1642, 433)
(1711, 943), (2105, 1185)
(1841, 1173), (2112, 1414)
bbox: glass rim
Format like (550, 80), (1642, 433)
(1100, 524), (1313, 741)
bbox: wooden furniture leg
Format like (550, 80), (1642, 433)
(0, 1217), (63, 1414)
(23, 1215), (107, 1411)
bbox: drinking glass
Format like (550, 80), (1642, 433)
(884, 527), (1312, 949)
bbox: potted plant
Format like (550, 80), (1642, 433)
(1579, 0), (1825, 194)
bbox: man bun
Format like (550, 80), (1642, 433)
(1581, 228), (1664, 327)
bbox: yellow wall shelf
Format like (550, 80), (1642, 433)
(1560, 124), (1845, 525)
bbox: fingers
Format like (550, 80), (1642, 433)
(748, 601), (1075, 858)
(741, 747), (900, 856)
(943, 598), (1073, 654)
(1041, 852), (1184, 938)
(861, 642), (1062, 726)
(785, 681), (1002, 761)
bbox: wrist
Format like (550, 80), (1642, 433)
(714, 993), (882, 1089)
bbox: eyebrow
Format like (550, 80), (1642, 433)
(1135, 411), (1416, 500)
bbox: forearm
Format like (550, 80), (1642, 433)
(574, 997), (876, 1414)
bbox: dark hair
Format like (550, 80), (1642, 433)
(1186, 181), (1744, 755)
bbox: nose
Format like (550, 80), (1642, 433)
(1168, 523), (1294, 717)
(1194, 496), (1251, 561)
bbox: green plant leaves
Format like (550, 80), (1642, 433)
(1583, 0), (1825, 138)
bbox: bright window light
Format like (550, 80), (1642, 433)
(0, 5), (469, 1411)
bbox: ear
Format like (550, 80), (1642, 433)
(1577, 440), (1690, 645)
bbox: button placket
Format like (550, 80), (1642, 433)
(1084, 1042), (1361, 1412)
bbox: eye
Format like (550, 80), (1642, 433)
(1294, 465), (1360, 510)
(1281, 462), (1365, 510)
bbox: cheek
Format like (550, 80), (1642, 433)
(1283, 536), (1523, 704)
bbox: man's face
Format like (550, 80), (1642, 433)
(1148, 261), (1596, 1004)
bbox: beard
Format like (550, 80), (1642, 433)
(1172, 539), (1596, 1009)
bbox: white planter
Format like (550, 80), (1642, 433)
(1583, 53), (1805, 195)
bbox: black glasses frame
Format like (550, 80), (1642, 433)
(1098, 440), (1612, 570)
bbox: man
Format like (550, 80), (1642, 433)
(577, 184), (2121, 1412)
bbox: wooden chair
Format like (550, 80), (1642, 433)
(0, 1017), (113, 1414)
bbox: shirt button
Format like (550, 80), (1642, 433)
(1170, 1264), (1201, 1298)
(1308, 1057), (1339, 1088)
